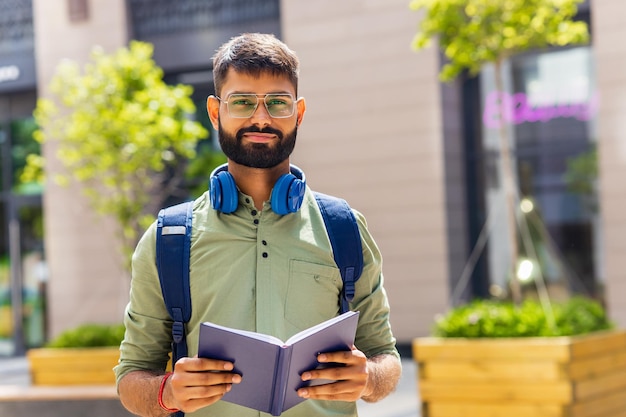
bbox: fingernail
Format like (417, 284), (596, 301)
(224, 362), (234, 370)
(299, 389), (308, 398)
(233, 375), (242, 383)
(318, 354), (327, 362)
(301, 372), (311, 381)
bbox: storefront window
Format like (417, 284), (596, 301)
(475, 45), (600, 301)
(0, 113), (45, 355)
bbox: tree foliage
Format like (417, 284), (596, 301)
(410, 0), (589, 81)
(22, 41), (209, 265)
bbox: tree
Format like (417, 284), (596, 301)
(410, 0), (589, 304)
(22, 41), (209, 265)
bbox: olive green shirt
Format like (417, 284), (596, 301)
(115, 188), (398, 417)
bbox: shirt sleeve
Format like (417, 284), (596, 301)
(350, 210), (400, 359)
(114, 222), (173, 385)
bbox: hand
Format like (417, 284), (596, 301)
(163, 355), (242, 413)
(297, 345), (371, 402)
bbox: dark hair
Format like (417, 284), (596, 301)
(212, 33), (299, 96)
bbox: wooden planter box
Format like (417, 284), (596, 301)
(413, 330), (626, 417)
(27, 346), (119, 385)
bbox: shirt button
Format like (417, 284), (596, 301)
(253, 219), (259, 225)
(262, 240), (267, 246)
(251, 210), (258, 216)
(245, 198), (251, 204)
(262, 252), (268, 258)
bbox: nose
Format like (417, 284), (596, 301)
(249, 100), (272, 127)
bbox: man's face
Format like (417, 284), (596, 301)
(207, 69), (306, 169)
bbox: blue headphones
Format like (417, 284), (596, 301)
(209, 163), (306, 215)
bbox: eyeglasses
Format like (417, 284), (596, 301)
(215, 93), (296, 118)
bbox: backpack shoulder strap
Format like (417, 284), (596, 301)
(156, 201), (193, 368)
(314, 192), (364, 314)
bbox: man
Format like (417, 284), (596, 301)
(115, 33), (401, 417)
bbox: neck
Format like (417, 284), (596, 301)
(227, 161), (290, 211)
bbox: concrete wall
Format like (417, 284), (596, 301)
(280, 0), (450, 340)
(32, 0), (130, 337)
(592, 0), (626, 327)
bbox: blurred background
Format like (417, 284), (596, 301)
(0, 0), (623, 358)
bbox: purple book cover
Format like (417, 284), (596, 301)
(197, 311), (359, 416)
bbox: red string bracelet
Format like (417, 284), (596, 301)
(158, 372), (181, 413)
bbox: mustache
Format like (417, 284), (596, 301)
(236, 125), (284, 141)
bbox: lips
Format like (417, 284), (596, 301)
(242, 132), (277, 143)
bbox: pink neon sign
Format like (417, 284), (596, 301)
(482, 90), (599, 129)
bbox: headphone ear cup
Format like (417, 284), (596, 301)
(271, 173), (305, 215)
(210, 171), (239, 213)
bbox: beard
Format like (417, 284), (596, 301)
(218, 121), (297, 169)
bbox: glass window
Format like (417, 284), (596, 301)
(0, 106), (45, 355)
(475, 46), (600, 301)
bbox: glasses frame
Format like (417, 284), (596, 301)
(215, 93), (297, 119)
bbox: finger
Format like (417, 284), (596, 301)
(172, 369), (242, 389)
(195, 371), (242, 387)
(304, 356), (367, 382)
(302, 364), (358, 383)
(177, 380), (235, 400)
(298, 380), (362, 401)
(317, 349), (366, 365)
(176, 356), (236, 372)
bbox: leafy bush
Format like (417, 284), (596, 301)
(45, 323), (125, 348)
(433, 297), (614, 338)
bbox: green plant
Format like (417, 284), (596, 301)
(22, 41), (210, 266)
(45, 323), (125, 348)
(433, 297), (613, 338)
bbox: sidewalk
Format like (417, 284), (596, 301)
(0, 355), (130, 417)
(0, 355), (29, 386)
(358, 358), (420, 417)
(0, 355), (420, 417)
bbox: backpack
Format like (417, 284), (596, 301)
(155, 192), (363, 374)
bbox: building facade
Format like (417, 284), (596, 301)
(0, 0), (624, 354)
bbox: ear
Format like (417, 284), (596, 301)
(296, 97), (306, 127)
(207, 96), (220, 130)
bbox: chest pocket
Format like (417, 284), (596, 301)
(285, 259), (343, 330)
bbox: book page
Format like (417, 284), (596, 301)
(285, 311), (359, 346)
(201, 322), (284, 345)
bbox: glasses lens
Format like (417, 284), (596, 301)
(264, 94), (295, 118)
(225, 94), (295, 118)
(226, 94), (259, 118)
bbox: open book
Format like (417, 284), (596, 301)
(197, 311), (359, 416)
